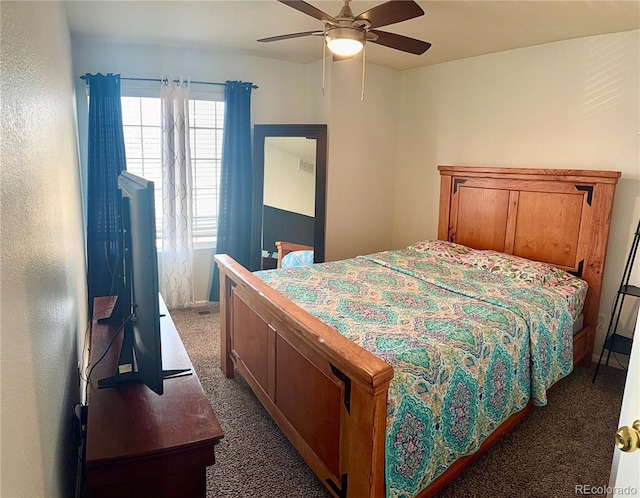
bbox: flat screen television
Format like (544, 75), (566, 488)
(97, 171), (190, 395)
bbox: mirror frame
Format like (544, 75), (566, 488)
(251, 124), (327, 271)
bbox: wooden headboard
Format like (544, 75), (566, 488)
(438, 166), (620, 363)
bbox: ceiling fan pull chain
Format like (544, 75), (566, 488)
(322, 41), (326, 97)
(361, 44), (366, 101)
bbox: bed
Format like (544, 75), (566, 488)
(275, 240), (314, 268)
(214, 166), (620, 497)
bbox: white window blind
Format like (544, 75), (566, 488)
(121, 96), (225, 246)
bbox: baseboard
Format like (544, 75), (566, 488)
(193, 300), (219, 309)
(592, 352), (629, 370)
(168, 301), (220, 310)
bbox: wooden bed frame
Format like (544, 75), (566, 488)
(215, 166), (620, 498)
(275, 240), (314, 268)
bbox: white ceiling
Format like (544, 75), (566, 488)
(64, 0), (640, 71)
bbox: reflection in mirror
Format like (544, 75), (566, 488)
(250, 124), (327, 272)
(261, 137), (316, 269)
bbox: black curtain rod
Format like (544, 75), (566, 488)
(80, 75), (258, 89)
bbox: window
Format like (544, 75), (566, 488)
(121, 96), (225, 246)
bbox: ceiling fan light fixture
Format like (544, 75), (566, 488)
(325, 27), (364, 56)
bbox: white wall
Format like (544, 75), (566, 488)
(325, 58), (402, 261)
(1, 2), (87, 496)
(393, 30), (640, 359)
(71, 39), (314, 125)
(263, 140), (316, 216)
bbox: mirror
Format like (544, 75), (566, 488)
(250, 124), (327, 271)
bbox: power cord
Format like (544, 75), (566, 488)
(84, 314), (132, 389)
(78, 302), (124, 389)
(71, 402), (88, 450)
(72, 401), (88, 498)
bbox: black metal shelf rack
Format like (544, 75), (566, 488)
(593, 218), (640, 383)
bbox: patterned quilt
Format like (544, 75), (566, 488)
(256, 241), (587, 497)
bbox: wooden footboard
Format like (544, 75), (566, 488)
(216, 254), (393, 497)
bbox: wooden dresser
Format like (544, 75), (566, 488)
(85, 296), (223, 497)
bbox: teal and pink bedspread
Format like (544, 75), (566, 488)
(256, 241), (587, 497)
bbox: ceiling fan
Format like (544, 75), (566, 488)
(258, 0), (432, 58)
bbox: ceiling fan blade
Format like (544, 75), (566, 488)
(277, 0), (337, 24)
(355, 0), (424, 29)
(369, 30), (431, 55)
(258, 31), (323, 43)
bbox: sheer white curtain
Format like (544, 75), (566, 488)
(160, 76), (194, 308)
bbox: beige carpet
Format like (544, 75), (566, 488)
(170, 305), (626, 498)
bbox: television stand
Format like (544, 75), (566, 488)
(85, 296), (223, 498)
(96, 367), (192, 389)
